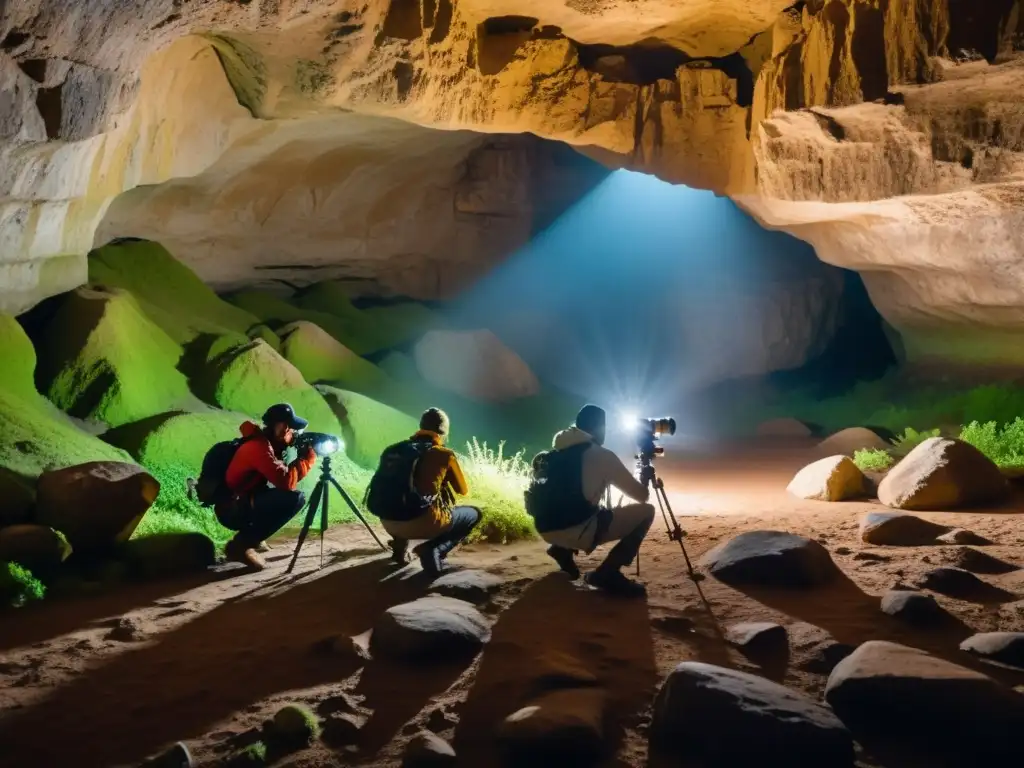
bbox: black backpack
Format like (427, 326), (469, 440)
(364, 439), (436, 522)
(524, 442), (597, 533)
(193, 436), (254, 507)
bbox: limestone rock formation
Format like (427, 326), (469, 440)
(878, 437), (1010, 510)
(413, 329), (540, 402)
(787, 455), (866, 501)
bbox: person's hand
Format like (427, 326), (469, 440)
(300, 445), (316, 463)
(639, 464), (655, 486)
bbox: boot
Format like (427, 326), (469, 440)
(256, 540), (272, 553)
(413, 541), (442, 577)
(546, 545), (580, 579)
(389, 538), (410, 565)
(225, 535), (266, 572)
(584, 566), (645, 598)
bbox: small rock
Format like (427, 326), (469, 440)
(402, 730), (456, 768)
(936, 528), (994, 545)
(428, 569), (503, 605)
(880, 590), (950, 625)
(651, 662), (853, 765)
(144, 741), (193, 768)
(108, 616), (145, 642)
(790, 624), (854, 674)
(725, 622), (788, 653)
(960, 632), (1024, 669)
(0, 524), (72, 572)
(825, 641), (1024, 764)
(852, 551), (889, 562)
(917, 567), (1014, 602)
(371, 596), (491, 661)
(699, 530), (839, 587)
(498, 687), (607, 764)
(945, 546), (1019, 574)
(321, 713), (364, 748)
(834, 546), (852, 555)
(859, 512), (949, 545)
(786, 455), (867, 501)
(877, 437), (1008, 510)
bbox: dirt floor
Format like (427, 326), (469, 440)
(1, 439), (1023, 767)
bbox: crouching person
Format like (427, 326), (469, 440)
(366, 408), (481, 576)
(526, 404), (655, 597)
(216, 403), (316, 571)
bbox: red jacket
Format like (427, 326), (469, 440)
(224, 421), (316, 498)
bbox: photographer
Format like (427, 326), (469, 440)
(218, 403), (316, 571)
(530, 404), (654, 597)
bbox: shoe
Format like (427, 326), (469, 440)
(389, 539), (410, 565)
(256, 540), (272, 553)
(546, 545), (581, 579)
(225, 536), (266, 572)
(414, 542), (442, 577)
(584, 568), (646, 598)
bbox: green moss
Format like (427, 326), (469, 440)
(269, 704), (320, 747)
(88, 240), (259, 344)
(232, 740), (267, 767)
(890, 427), (942, 458)
(960, 418), (1024, 468)
(203, 34), (267, 117)
(1, 314), (40, 401)
(278, 321), (390, 390)
(853, 448), (894, 472)
(317, 386), (419, 468)
(0, 561), (45, 608)
(33, 287), (201, 427)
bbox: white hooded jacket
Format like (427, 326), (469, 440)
(552, 426), (649, 507)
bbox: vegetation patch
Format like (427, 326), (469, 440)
(1, 561), (46, 608)
(458, 438), (535, 543)
(852, 448), (894, 472)
(960, 418), (1024, 469)
(278, 321), (390, 391)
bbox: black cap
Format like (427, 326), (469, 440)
(574, 404), (606, 434)
(262, 403), (308, 430)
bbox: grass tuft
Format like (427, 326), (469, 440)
(890, 427), (941, 458)
(960, 418), (1024, 469)
(853, 448), (894, 472)
(1, 561), (46, 608)
(233, 740), (267, 767)
(458, 437), (535, 544)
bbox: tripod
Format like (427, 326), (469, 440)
(286, 455), (387, 574)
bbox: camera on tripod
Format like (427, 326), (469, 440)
(623, 416), (676, 461)
(293, 431), (343, 457)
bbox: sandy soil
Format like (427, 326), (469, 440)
(1, 440), (1023, 767)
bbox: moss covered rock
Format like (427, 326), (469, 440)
(279, 321), (389, 389)
(33, 286), (200, 427)
(247, 323), (281, 351)
(0, 524), (72, 572)
(318, 386), (418, 468)
(269, 704), (321, 748)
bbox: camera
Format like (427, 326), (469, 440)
(293, 431), (343, 457)
(624, 416), (676, 461)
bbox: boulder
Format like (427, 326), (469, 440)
(699, 530), (839, 588)
(725, 622), (788, 653)
(877, 437), (1009, 510)
(880, 590), (950, 626)
(786, 455), (866, 501)
(497, 687), (607, 765)
(371, 596), (491, 661)
(917, 566), (1014, 602)
(428, 569), (503, 605)
(790, 623), (856, 675)
(651, 662), (853, 766)
(0, 524), (72, 572)
(825, 641), (1024, 764)
(858, 511), (949, 546)
(936, 528), (993, 545)
(35, 461), (159, 554)
(960, 632), (1024, 669)
(402, 731), (456, 768)
(413, 329), (539, 402)
(756, 418), (812, 438)
(944, 546), (1019, 575)
(815, 427), (890, 457)
(0, 468), (35, 527)
(118, 533), (216, 580)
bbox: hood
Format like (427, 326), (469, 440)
(239, 421), (261, 438)
(553, 426), (594, 450)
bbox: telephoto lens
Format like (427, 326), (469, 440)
(294, 431), (342, 457)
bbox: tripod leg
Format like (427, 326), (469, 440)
(320, 479), (329, 569)
(329, 477), (388, 551)
(286, 479), (325, 574)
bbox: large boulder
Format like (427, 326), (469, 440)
(960, 632), (1024, 669)
(650, 662), (853, 766)
(786, 455), (866, 501)
(278, 320), (388, 390)
(699, 530), (840, 588)
(371, 596), (491, 661)
(858, 511), (949, 546)
(0, 468), (35, 527)
(815, 427), (890, 457)
(0, 524), (72, 572)
(880, 590), (951, 626)
(877, 437), (1009, 510)
(825, 641), (1024, 764)
(413, 329), (539, 402)
(35, 461), (159, 554)
(497, 687), (607, 765)
(118, 533), (216, 580)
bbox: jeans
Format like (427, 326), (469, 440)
(541, 502), (655, 571)
(220, 488), (306, 545)
(384, 505), (482, 560)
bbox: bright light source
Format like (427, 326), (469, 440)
(619, 410), (638, 431)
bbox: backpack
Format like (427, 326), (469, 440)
(524, 442), (598, 533)
(194, 436), (253, 507)
(364, 439), (437, 522)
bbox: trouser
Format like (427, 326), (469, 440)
(541, 503), (655, 571)
(219, 489), (306, 545)
(382, 506), (482, 560)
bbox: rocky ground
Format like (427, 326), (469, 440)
(1, 440), (1022, 767)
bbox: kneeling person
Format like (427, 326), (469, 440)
(526, 404), (655, 597)
(367, 408), (480, 576)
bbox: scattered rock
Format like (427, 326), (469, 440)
(960, 632), (1024, 669)
(945, 546), (1019, 574)
(402, 730), (456, 768)
(321, 712), (365, 748)
(35, 461), (159, 554)
(498, 687), (607, 765)
(144, 741), (193, 768)
(651, 662), (853, 765)
(0, 468), (35, 527)
(859, 511), (949, 546)
(108, 616), (145, 642)
(428, 569), (503, 604)
(917, 566), (1015, 602)
(852, 551), (889, 562)
(936, 528), (994, 545)
(786, 455), (866, 502)
(790, 624), (855, 674)
(834, 546), (851, 555)
(371, 596), (491, 661)
(756, 418), (812, 438)
(119, 533), (216, 580)
(825, 641), (1024, 764)
(0, 524), (72, 572)
(699, 530), (839, 588)
(414, 329), (539, 402)
(880, 590), (950, 625)
(816, 427), (890, 457)
(725, 622), (788, 654)
(877, 437), (1009, 510)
